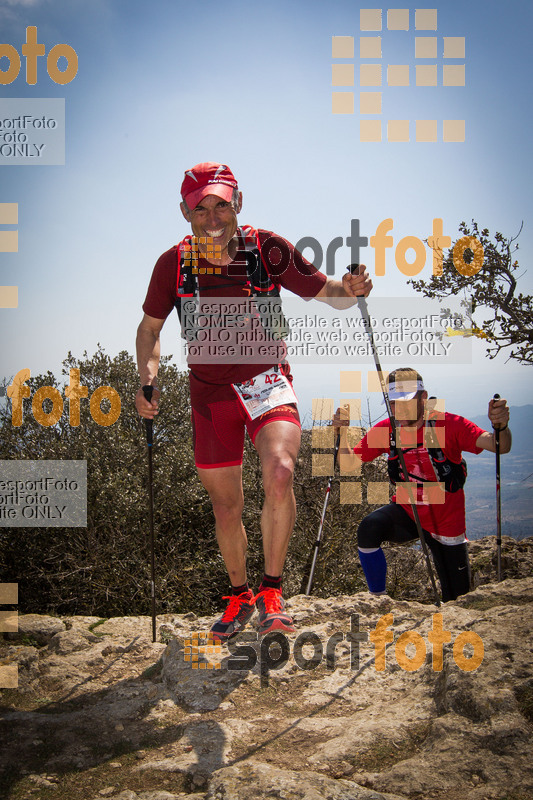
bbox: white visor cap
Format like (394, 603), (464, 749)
(384, 378), (425, 402)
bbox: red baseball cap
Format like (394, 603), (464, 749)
(180, 162), (239, 210)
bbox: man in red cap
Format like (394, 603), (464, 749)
(136, 162), (372, 641)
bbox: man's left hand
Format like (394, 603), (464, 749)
(488, 396), (510, 429)
(342, 264), (373, 297)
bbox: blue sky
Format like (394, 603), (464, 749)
(0, 0), (531, 425)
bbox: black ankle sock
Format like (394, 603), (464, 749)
(231, 582), (250, 596)
(260, 573), (282, 591)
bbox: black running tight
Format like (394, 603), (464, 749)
(358, 503), (470, 602)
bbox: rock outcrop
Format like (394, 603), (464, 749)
(1, 537), (532, 800)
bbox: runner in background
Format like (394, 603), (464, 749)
(136, 162), (372, 639)
(335, 368), (511, 601)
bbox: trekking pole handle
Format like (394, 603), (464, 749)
(142, 385), (154, 445)
(348, 263), (364, 284)
(492, 393), (502, 433)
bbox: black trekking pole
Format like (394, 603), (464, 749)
(351, 269), (441, 606)
(493, 393), (502, 582)
(305, 431), (341, 595)
(142, 385), (157, 642)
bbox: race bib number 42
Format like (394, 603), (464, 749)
(232, 368), (298, 420)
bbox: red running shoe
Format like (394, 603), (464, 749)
(254, 587), (295, 635)
(210, 590), (256, 642)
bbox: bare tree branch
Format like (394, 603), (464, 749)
(411, 221), (532, 365)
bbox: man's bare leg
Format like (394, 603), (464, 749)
(254, 420), (301, 576)
(198, 464), (257, 642)
(199, 421), (300, 638)
(252, 420), (300, 633)
(196, 464), (247, 586)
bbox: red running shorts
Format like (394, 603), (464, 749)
(189, 370), (300, 469)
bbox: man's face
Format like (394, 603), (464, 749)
(390, 391), (427, 426)
(180, 192), (242, 260)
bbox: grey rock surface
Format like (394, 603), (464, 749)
(1, 539), (532, 800)
(205, 761), (407, 799)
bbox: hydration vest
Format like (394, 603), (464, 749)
(174, 225), (288, 342)
(387, 417), (467, 493)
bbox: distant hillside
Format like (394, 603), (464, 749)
(465, 405), (533, 540)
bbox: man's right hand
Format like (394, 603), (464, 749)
(136, 386), (160, 419)
(332, 405), (350, 434)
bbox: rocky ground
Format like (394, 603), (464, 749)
(1, 536), (532, 800)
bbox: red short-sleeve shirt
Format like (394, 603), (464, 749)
(142, 228), (327, 384)
(354, 413), (485, 541)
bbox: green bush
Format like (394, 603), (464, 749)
(0, 348), (387, 617)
